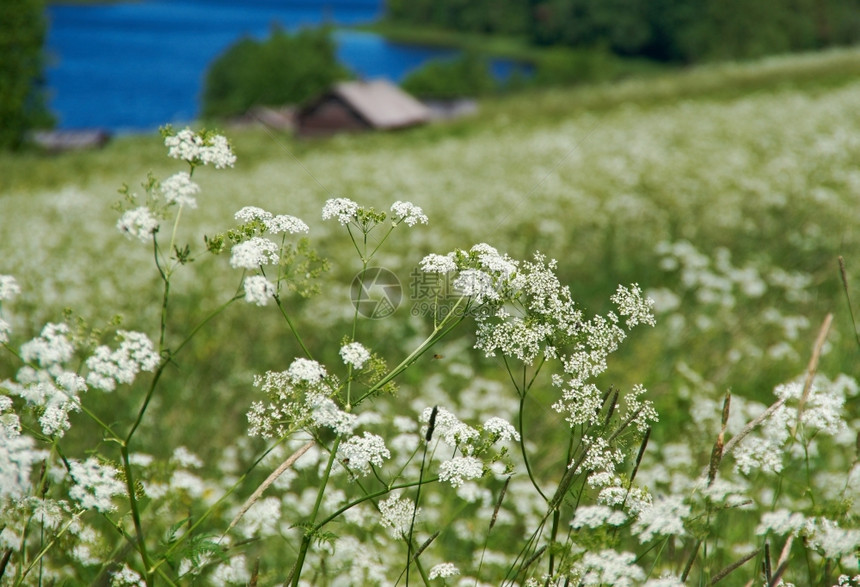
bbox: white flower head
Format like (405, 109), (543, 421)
(117, 207), (158, 242)
(229, 237), (279, 269)
(379, 493), (419, 538)
(340, 342), (371, 369)
(337, 432), (390, 476)
(243, 275), (276, 306)
(111, 564), (146, 587)
(574, 549), (645, 587)
(201, 134), (236, 168)
(390, 200), (428, 226)
(287, 358), (328, 384)
(438, 456), (484, 488)
(632, 495), (690, 543)
(611, 283), (656, 328)
(454, 269), (499, 304)
(0, 275), (21, 301)
(160, 171), (199, 208)
(428, 562), (459, 580)
(265, 214), (309, 235)
(421, 406), (479, 448)
(306, 393), (357, 435)
(322, 197), (359, 225)
(85, 331), (159, 392)
(20, 323), (74, 367)
(482, 417), (521, 443)
(164, 128), (235, 169)
(420, 253), (457, 274)
(234, 206), (272, 223)
(69, 457), (126, 512)
(0, 318), (12, 345)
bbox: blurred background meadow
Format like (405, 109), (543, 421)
(2, 0), (860, 584)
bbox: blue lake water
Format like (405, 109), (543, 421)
(45, 1), (516, 132)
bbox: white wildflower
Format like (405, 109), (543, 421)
(421, 406), (479, 448)
(428, 562), (459, 579)
(574, 549), (645, 587)
(165, 128), (235, 168)
(160, 171), (199, 208)
(200, 134), (236, 168)
(438, 456), (484, 488)
(0, 275), (20, 301)
(340, 341), (371, 369)
(454, 269), (499, 304)
(379, 494), (418, 538)
(170, 470), (206, 498)
(420, 253), (457, 274)
(20, 323), (74, 367)
(210, 555), (249, 586)
(287, 358), (328, 383)
(322, 197), (359, 225)
(265, 214), (309, 234)
(482, 417), (520, 443)
(610, 283), (656, 328)
(811, 518), (860, 558)
(756, 509), (810, 536)
(111, 564), (146, 587)
(632, 495), (690, 542)
(171, 446), (203, 468)
(229, 237), (279, 269)
(85, 331), (159, 392)
(238, 497), (280, 538)
(571, 505), (628, 529)
(164, 128), (202, 162)
(0, 428), (48, 499)
(306, 393), (357, 435)
(234, 206), (272, 223)
(243, 275), (276, 306)
(69, 458), (126, 512)
(390, 200), (428, 226)
(644, 573), (686, 587)
(0, 396), (20, 437)
(337, 432), (390, 475)
(0, 318), (11, 344)
(117, 207), (158, 242)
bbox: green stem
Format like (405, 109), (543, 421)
(274, 294), (313, 360)
(518, 392), (548, 502)
(120, 446), (153, 584)
(353, 298), (467, 406)
(366, 225), (396, 259)
(290, 437), (342, 587)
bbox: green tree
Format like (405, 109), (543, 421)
(0, 0), (52, 150)
(202, 26), (352, 119)
(400, 52), (497, 98)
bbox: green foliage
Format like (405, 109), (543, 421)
(0, 0), (53, 150)
(401, 52), (497, 98)
(386, 0), (860, 64)
(387, 0), (531, 35)
(201, 26), (352, 119)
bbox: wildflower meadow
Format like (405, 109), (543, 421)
(2, 49), (860, 586)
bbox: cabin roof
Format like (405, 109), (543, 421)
(302, 80), (431, 130)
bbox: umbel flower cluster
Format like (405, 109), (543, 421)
(1, 127), (858, 586)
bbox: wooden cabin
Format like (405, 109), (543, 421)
(296, 80), (431, 137)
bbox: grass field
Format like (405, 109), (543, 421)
(2, 47), (860, 585)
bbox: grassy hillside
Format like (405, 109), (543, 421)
(1, 47), (859, 584)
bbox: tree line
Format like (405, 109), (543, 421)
(387, 0), (860, 62)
